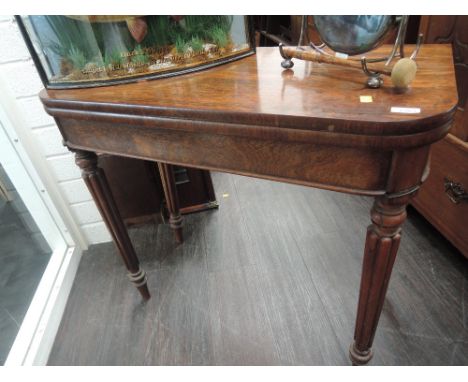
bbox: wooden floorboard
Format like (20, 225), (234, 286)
(48, 172), (468, 365)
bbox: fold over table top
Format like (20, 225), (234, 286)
(41, 45), (458, 144)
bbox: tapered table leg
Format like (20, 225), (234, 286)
(349, 194), (412, 365)
(157, 162), (183, 244)
(74, 150), (150, 300)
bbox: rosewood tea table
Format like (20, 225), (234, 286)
(39, 46), (458, 365)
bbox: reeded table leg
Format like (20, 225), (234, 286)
(74, 150), (150, 300)
(350, 194), (411, 365)
(158, 162), (183, 243)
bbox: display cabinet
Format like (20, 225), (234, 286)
(17, 15), (254, 88)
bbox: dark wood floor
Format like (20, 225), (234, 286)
(48, 172), (468, 365)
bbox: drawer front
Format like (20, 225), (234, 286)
(413, 134), (468, 257)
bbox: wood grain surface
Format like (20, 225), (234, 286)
(42, 46), (457, 130)
(412, 135), (468, 256)
(47, 173), (468, 365)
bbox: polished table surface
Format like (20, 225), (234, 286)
(40, 46), (458, 365)
(42, 45), (456, 125)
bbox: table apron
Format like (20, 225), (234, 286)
(57, 118), (406, 196)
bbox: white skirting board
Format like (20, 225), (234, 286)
(4, 245), (82, 366)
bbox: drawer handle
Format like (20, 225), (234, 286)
(444, 177), (468, 204)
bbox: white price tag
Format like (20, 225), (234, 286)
(335, 52), (348, 59)
(390, 107), (421, 114)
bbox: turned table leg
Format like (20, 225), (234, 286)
(349, 194), (412, 365)
(158, 162), (183, 243)
(74, 150), (150, 300)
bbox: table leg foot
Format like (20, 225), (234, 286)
(351, 194), (411, 365)
(349, 341), (373, 365)
(74, 149), (150, 301)
(170, 217), (184, 244)
(158, 162), (184, 244)
(128, 267), (150, 301)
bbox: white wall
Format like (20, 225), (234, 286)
(0, 16), (111, 245)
